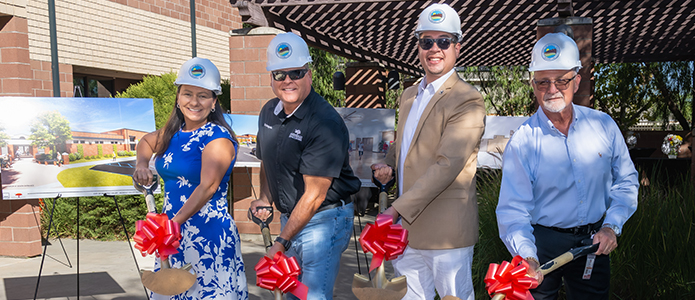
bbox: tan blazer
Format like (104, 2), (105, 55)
(385, 73), (485, 250)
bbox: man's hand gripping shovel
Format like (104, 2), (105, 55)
(249, 206), (282, 300)
(352, 172), (408, 300)
(249, 207), (309, 300)
(133, 175), (196, 295)
(487, 240), (600, 300)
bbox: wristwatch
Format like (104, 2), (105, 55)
(275, 237), (292, 250)
(602, 223), (621, 237)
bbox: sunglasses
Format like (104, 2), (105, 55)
(418, 37), (456, 50)
(271, 69), (309, 81)
(533, 74), (577, 91)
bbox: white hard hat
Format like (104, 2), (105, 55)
(174, 57), (222, 95)
(266, 32), (313, 71)
(528, 33), (582, 72)
(414, 3), (462, 42)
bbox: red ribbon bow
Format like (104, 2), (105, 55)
(133, 212), (181, 259)
(359, 214), (409, 272)
(255, 252), (309, 300)
(484, 256), (538, 300)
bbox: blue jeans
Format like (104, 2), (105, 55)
(281, 202), (354, 300)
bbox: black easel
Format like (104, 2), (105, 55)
(34, 194), (73, 300)
(105, 193), (150, 299)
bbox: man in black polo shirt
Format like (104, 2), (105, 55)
(250, 32), (360, 300)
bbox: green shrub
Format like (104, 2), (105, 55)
(41, 194), (165, 240)
(77, 144), (84, 158)
(97, 144), (103, 157)
(68, 153), (77, 161)
(115, 72), (178, 130)
(113, 144), (118, 155)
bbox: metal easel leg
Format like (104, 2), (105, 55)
(108, 194), (150, 299)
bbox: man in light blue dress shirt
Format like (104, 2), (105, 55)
(496, 33), (639, 300)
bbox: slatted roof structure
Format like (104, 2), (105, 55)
(231, 0), (695, 76)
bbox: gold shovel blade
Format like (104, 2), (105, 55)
(141, 268), (196, 296)
(352, 273), (407, 300)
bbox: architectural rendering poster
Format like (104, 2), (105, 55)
(0, 97), (156, 200)
(335, 108), (396, 188)
(478, 116), (530, 169)
(225, 114), (261, 168)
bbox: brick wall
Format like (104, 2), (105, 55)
(30, 60), (73, 97)
(106, 0), (242, 33)
(229, 29), (280, 115)
(25, 0), (238, 80)
(0, 16), (33, 97)
(228, 28), (282, 234)
(0, 199), (42, 257)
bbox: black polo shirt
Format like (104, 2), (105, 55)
(256, 88), (360, 214)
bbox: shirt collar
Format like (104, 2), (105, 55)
(418, 68), (456, 94)
(537, 103), (579, 133)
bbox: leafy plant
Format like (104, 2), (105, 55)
(459, 66), (535, 116)
(41, 194), (164, 240)
(114, 72), (178, 130)
(309, 47), (347, 107)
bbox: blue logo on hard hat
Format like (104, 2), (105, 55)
(542, 44), (559, 61)
(189, 64), (205, 78)
(276, 43), (292, 59)
(430, 10), (445, 23)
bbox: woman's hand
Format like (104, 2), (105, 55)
(133, 166), (153, 187)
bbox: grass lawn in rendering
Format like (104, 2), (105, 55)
(57, 165), (132, 187)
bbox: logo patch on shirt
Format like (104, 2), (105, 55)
(289, 129), (303, 141)
(264, 123), (273, 129)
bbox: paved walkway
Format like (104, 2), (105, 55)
(0, 214), (394, 300)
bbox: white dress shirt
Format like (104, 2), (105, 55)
(496, 104), (639, 260)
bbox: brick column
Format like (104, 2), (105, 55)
(0, 16), (33, 97)
(228, 27), (283, 235)
(537, 17), (593, 108)
(345, 62), (387, 108)
(0, 199), (42, 257)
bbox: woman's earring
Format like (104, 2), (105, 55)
(211, 107), (216, 113)
(176, 103), (180, 109)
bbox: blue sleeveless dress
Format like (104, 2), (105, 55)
(153, 122), (248, 300)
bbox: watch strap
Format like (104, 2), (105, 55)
(275, 236), (291, 250)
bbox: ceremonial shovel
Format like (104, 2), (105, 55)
(248, 206), (283, 300)
(352, 173), (407, 300)
(491, 241), (600, 300)
(133, 175), (196, 295)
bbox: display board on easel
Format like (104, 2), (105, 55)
(0, 97), (157, 199)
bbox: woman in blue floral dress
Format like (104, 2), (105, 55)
(134, 57), (248, 300)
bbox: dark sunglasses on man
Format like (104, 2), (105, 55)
(418, 37), (457, 50)
(271, 68), (309, 81)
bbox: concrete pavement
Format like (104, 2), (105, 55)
(0, 214), (392, 300)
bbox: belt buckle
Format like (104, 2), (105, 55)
(572, 227), (580, 235)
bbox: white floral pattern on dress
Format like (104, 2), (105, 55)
(153, 122), (247, 300)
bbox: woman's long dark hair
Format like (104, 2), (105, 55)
(154, 86), (238, 157)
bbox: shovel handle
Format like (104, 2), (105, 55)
(145, 194), (156, 214)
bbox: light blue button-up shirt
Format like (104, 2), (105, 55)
(496, 104), (639, 260)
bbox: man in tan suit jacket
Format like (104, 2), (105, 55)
(372, 3), (485, 300)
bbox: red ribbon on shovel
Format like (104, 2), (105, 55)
(133, 212), (181, 259)
(255, 252), (309, 300)
(484, 256), (538, 300)
(359, 214), (409, 272)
